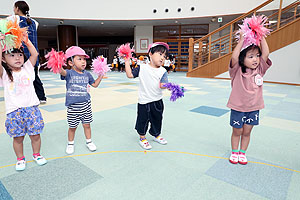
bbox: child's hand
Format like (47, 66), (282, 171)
(239, 31), (244, 40)
(22, 32), (29, 44)
(124, 57), (130, 64)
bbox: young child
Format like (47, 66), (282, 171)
(169, 54), (176, 72)
(59, 46), (104, 154)
(124, 42), (169, 150)
(111, 55), (118, 71)
(163, 56), (171, 73)
(227, 33), (271, 165)
(0, 34), (47, 171)
(8, 1), (47, 104)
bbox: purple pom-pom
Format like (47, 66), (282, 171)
(163, 82), (185, 101)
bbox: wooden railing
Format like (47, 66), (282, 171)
(188, 0), (300, 74)
(154, 39), (190, 71)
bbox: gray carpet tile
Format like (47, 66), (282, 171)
(1, 157), (102, 200)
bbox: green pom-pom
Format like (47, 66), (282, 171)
(0, 19), (16, 52)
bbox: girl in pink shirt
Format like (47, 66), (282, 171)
(227, 33), (272, 165)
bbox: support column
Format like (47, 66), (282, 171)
(57, 25), (77, 51)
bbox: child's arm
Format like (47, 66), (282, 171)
(0, 34), (4, 77)
(59, 66), (67, 77)
(24, 38), (39, 67)
(159, 72), (168, 89)
(124, 58), (134, 78)
(260, 37), (269, 62)
(91, 74), (104, 88)
(231, 33), (244, 67)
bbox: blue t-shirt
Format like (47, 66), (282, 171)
(61, 69), (95, 106)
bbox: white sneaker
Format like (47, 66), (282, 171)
(139, 139), (152, 150)
(229, 153), (239, 164)
(33, 155), (47, 166)
(66, 144), (74, 154)
(40, 100), (47, 104)
(16, 160), (26, 171)
(86, 141), (97, 152)
(153, 136), (168, 145)
(238, 153), (248, 165)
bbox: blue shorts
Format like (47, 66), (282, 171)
(230, 109), (259, 128)
(5, 106), (44, 138)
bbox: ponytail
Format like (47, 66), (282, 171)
(14, 1), (32, 25)
(25, 10), (32, 25)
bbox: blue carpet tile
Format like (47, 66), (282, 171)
(0, 181), (12, 200)
(190, 106), (229, 117)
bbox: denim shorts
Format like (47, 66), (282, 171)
(230, 109), (259, 128)
(5, 106), (44, 138)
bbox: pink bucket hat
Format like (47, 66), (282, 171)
(65, 46), (90, 59)
(148, 42), (169, 52)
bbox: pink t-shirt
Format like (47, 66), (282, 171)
(0, 60), (40, 114)
(227, 57), (272, 112)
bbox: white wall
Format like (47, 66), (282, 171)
(264, 40), (300, 84)
(0, 0), (294, 20)
(216, 40), (300, 84)
(134, 26), (153, 54)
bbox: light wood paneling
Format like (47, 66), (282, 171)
(187, 18), (300, 78)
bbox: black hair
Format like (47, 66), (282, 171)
(149, 45), (169, 57)
(14, 1), (32, 25)
(238, 44), (262, 73)
(66, 57), (74, 67)
(2, 48), (25, 82)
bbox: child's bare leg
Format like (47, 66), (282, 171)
(82, 123), (91, 139)
(231, 127), (243, 150)
(29, 134), (41, 154)
(68, 128), (76, 141)
(13, 136), (25, 158)
(240, 124), (253, 151)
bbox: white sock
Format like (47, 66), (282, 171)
(68, 141), (74, 145)
(86, 139), (92, 143)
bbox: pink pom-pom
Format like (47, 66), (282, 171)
(91, 56), (110, 76)
(117, 43), (134, 59)
(236, 15), (270, 50)
(45, 49), (66, 74)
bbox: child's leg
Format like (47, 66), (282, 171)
(13, 136), (25, 158)
(229, 127), (242, 164)
(68, 128), (77, 141)
(29, 134), (41, 154)
(240, 124), (254, 151)
(231, 127), (243, 150)
(82, 123), (91, 139)
(148, 100), (164, 138)
(29, 134), (47, 165)
(83, 123), (97, 151)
